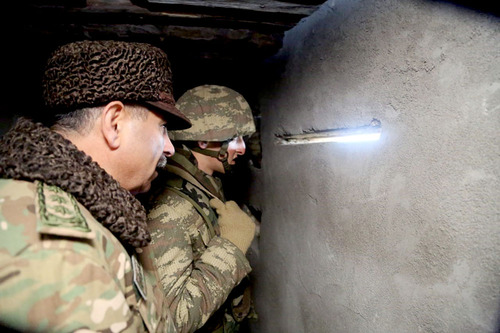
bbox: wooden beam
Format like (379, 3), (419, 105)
(27, 1), (307, 30)
(138, 0), (320, 17)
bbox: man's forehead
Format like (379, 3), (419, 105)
(146, 108), (166, 122)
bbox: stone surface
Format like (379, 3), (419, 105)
(251, 0), (500, 332)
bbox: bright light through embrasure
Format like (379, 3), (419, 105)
(275, 119), (382, 145)
(330, 132), (381, 143)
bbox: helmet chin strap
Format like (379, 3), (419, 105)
(192, 140), (233, 173)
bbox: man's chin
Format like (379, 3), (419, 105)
(131, 182), (153, 196)
(131, 187), (148, 196)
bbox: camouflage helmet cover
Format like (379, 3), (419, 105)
(169, 85), (256, 141)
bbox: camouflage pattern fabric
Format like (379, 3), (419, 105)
(144, 147), (252, 333)
(168, 85), (256, 142)
(0, 179), (176, 332)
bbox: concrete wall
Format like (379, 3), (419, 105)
(251, 0), (500, 332)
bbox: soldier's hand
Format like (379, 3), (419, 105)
(210, 199), (256, 254)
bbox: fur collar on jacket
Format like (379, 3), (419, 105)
(0, 118), (150, 248)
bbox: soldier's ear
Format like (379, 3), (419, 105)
(198, 141), (208, 149)
(101, 101), (125, 150)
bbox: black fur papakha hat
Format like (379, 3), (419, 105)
(42, 40), (191, 130)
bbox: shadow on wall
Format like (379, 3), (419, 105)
(0, 30), (49, 136)
(445, 0), (500, 16)
(497, 306), (500, 333)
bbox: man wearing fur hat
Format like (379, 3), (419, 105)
(0, 40), (191, 332)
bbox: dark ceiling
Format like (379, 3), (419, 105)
(1, 0), (496, 124)
(1, 0), (323, 122)
(23, 0), (323, 61)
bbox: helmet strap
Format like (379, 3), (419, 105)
(192, 141), (233, 173)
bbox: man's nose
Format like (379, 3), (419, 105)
(234, 136), (246, 155)
(164, 135), (175, 157)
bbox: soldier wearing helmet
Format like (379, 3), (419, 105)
(143, 85), (258, 333)
(170, 84), (256, 174)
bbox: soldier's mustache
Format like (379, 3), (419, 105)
(156, 155), (167, 170)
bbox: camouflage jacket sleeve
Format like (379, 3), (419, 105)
(0, 179), (175, 333)
(146, 188), (252, 333)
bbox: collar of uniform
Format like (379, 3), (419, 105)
(168, 146), (225, 201)
(0, 118), (151, 248)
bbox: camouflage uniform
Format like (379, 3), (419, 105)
(0, 119), (176, 332)
(145, 147), (251, 333)
(144, 85), (257, 333)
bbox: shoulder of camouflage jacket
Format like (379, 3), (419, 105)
(0, 179), (95, 253)
(146, 179), (252, 332)
(0, 179), (174, 332)
(147, 179), (217, 257)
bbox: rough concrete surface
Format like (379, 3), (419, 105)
(250, 0), (500, 332)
